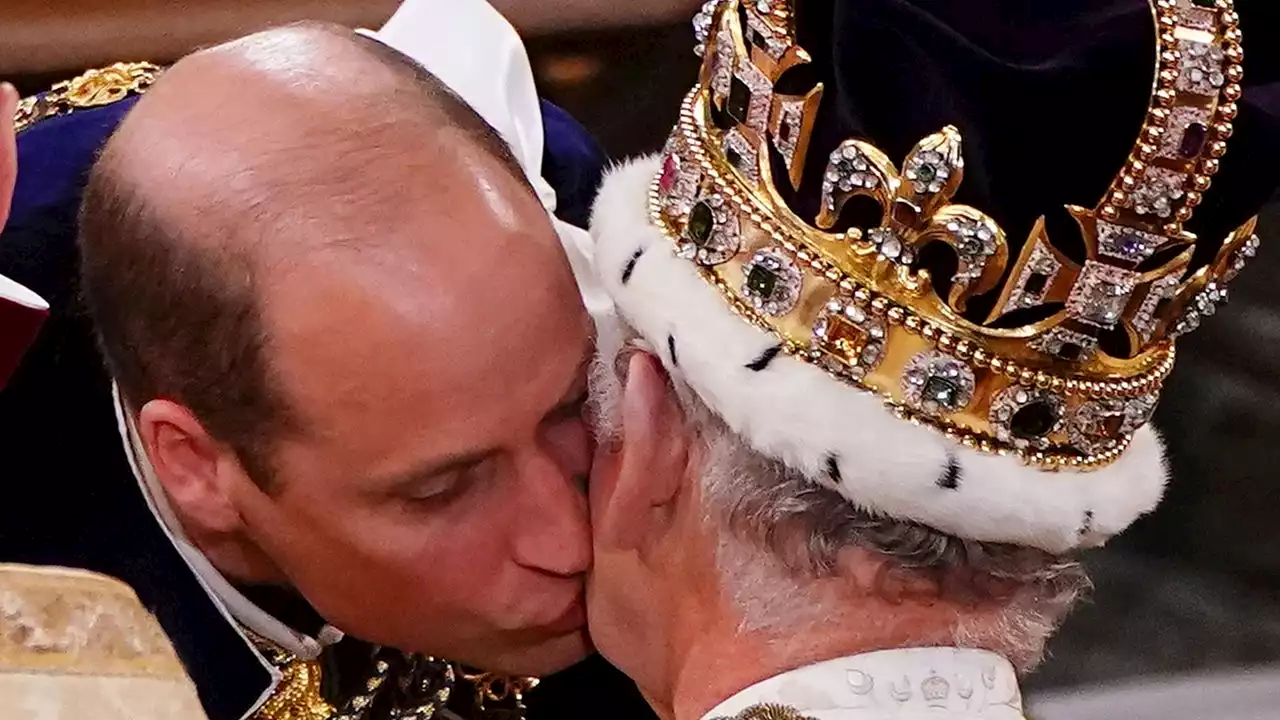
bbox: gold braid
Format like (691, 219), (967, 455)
(14, 61), (161, 134)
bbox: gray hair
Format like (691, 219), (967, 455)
(589, 332), (1089, 672)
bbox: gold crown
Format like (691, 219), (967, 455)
(654, 0), (1259, 468)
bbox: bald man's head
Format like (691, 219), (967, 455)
(80, 22), (535, 483)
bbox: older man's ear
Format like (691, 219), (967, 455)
(592, 351), (689, 559)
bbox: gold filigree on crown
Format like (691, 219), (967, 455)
(658, 0), (1256, 468)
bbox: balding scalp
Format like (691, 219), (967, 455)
(79, 21), (533, 486)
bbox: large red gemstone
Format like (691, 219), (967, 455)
(659, 154), (680, 194)
(1099, 411), (1126, 436)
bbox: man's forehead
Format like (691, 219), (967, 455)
(110, 26), (425, 178)
(151, 25), (405, 104)
(261, 224), (590, 460)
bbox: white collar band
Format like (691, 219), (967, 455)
(703, 647), (1023, 720)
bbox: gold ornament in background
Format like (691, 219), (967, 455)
(14, 62), (161, 135)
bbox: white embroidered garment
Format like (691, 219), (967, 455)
(0, 564), (209, 720)
(702, 648), (1024, 720)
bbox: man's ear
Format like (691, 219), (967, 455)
(137, 399), (244, 535)
(599, 351), (689, 555)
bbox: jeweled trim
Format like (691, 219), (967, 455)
(990, 387), (1068, 450)
(648, 97), (1183, 469)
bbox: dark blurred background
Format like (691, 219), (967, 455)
(5, 0), (1280, 708)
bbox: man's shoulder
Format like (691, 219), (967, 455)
(539, 100), (606, 230)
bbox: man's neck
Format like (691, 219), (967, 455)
(667, 600), (962, 720)
(184, 527), (285, 583)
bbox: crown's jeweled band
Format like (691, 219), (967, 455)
(653, 95), (1177, 468)
(657, 0), (1259, 468)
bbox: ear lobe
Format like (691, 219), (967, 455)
(137, 400), (244, 535)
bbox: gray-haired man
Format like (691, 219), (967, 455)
(577, 0), (1277, 717)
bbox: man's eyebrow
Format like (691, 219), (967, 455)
(377, 449), (498, 493)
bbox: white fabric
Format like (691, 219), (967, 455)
(0, 675), (208, 720)
(366, 0), (612, 319)
(702, 648), (1024, 720)
(589, 156), (1169, 553)
(0, 273), (47, 310)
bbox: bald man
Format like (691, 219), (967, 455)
(1, 20), (654, 720)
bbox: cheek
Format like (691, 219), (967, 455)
(261, 492), (512, 616)
(586, 552), (659, 680)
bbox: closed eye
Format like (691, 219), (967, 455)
(392, 453), (498, 509)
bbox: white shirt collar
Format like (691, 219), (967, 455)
(702, 647), (1024, 720)
(112, 383), (302, 719)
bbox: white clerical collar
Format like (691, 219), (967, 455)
(702, 647), (1023, 720)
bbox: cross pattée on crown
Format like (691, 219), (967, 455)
(700, 0), (823, 192)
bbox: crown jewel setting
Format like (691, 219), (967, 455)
(659, 0), (1257, 468)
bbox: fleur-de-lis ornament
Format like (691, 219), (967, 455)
(817, 127), (1009, 311)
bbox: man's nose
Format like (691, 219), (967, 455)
(511, 453), (592, 577)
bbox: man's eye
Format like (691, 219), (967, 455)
(405, 471), (468, 505)
(403, 457), (500, 508)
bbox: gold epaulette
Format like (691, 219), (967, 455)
(14, 61), (162, 135)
